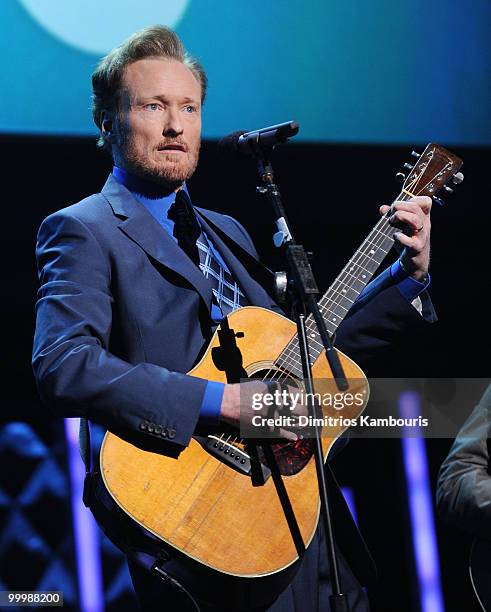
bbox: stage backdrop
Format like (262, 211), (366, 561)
(1, 0), (490, 145)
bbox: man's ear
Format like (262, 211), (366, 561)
(101, 111), (116, 144)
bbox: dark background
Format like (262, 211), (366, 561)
(1, 134), (490, 611)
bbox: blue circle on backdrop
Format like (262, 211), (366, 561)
(18, 0), (190, 55)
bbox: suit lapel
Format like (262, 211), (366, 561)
(101, 174), (276, 312)
(101, 175), (213, 311)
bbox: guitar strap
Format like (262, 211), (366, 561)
(78, 417), (101, 512)
(79, 417), (91, 476)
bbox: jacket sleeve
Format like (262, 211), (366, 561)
(334, 267), (437, 371)
(32, 211), (206, 458)
(436, 384), (491, 540)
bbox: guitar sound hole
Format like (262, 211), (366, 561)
(247, 369), (315, 476)
(256, 439), (314, 477)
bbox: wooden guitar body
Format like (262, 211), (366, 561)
(100, 307), (368, 605)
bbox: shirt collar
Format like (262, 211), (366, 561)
(112, 166), (191, 219)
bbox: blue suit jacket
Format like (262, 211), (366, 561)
(32, 174), (436, 457)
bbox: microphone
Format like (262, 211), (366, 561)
(218, 120), (299, 157)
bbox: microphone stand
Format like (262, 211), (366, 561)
(253, 143), (350, 612)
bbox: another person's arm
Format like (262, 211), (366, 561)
(437, 385), (491, 540)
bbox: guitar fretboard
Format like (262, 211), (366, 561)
(275, 191), (410, 377)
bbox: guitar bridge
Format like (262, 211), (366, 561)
(195, 435), (271, 481)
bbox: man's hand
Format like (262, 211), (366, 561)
(220, 381), (308, 441)
(380, 195), (432, 282)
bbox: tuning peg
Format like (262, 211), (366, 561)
(403, 163), (414, 171)
(411, 151), (421, 158)
(396, 172), (406, 182)
(452, 172), (464, 184)
(433, 196), (445, 206)
(443, 185), (453, 194)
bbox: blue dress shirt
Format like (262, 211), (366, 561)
(390, 259), (430, 301)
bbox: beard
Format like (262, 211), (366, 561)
(115, 130), (201, 191)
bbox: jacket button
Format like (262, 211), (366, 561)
(147, 423), (154, 433)
(168, 428), (176, 439)
(139, 422), (147, 431)
(154, 425), (162, 435)
(161, 429), (168, 438)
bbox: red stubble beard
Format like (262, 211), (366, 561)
(117, 133), (201, 190)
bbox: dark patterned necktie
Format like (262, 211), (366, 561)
(167, 189), (201, 266)
(168, 190), (246, 315)
(196, 236), (246, 315)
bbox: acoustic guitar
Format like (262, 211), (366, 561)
(98, 144), (462, 607)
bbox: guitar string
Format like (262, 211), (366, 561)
(299, 169), (430, 338)
(311, 151), (452, 322)
(269, 211), (399, 376)
(260, 206), (421, 378)
(217, 211), (400, 452)
(245, 163), (453, 451)
(222, 158), (453, 448)
(267, 164), (428, 369)
(215, 221), (396, 443)
(268, 155), (451, 379)
(276, 153), (457, 378)
(211, 198), (404, 452)
(270, 166), (438, 374)
(275, 180), (424, 363)
(217, 197), (406, 447)
(258, 216), (395, 385)
(275, 229), (397, 371)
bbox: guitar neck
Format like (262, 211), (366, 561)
(273, 142), (463, 377)
(274, 190), (411, 376)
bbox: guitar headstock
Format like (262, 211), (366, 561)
(397, 143), (464, 205)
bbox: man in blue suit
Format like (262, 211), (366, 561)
(32, 25), (435, 612)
